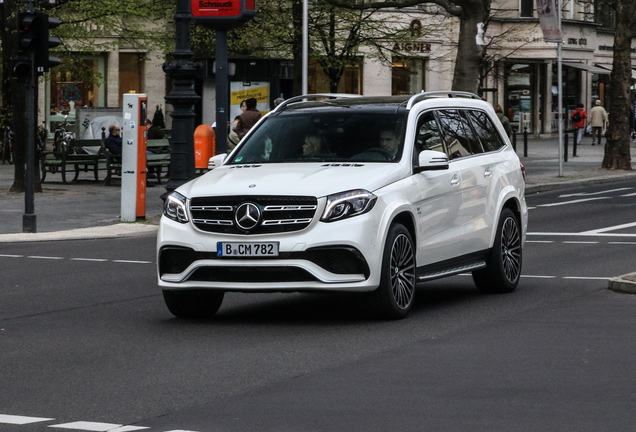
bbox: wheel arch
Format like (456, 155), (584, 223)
(490, 187), (525, 248)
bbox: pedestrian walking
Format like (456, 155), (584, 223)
(494, 104), (512, 139)
(588, 100), (607, 146)
(570, 103), (587, 146)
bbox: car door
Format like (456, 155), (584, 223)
(412, 111), (465, 267)
(435, 109), (490, 256)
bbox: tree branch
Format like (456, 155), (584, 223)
(323, 0), (462, 16)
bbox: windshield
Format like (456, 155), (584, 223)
(228, 111), (406, 164)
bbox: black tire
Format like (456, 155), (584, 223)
(472, 208), (522, 294)
(371, 223), (416, 319)
(162, 289), (225, 318)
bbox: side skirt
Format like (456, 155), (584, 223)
(416, 250), (489, 283)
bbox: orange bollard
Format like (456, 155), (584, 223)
(194, 124), (215, 169)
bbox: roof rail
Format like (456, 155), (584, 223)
(273, 93), (363, 112)
(406, 91), (482, 110)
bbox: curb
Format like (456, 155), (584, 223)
(0, 223), (159, 243)
(525, 170), (636, 194)
(608, 273), (636, 295)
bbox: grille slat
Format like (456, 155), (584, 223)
(190, 195), (318, 234)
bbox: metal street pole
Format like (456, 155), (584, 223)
(557, 1), (563, 177)
(162, 0), (201, 200)
(302, 0), (308, 95)
(215, 30), (229, 154)
(23, 0), (36, 233)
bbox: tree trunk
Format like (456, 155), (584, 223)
(602, 0), (634, 170)
(452, 0), (490, 93)
(292, 0), (304, 96)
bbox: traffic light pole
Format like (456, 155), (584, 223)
(23, 0), (36, 232)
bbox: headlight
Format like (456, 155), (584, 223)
(164, 191), (189, 223)
(321, 189), (377, 222)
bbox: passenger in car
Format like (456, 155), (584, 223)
(302, 135), (327, 157)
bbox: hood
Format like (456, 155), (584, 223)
(178, 162), (406, 198)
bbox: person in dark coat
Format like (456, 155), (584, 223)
(104, 124), (122, 156)
(235, 98), (262, 139)
(146, 119), (164, 139)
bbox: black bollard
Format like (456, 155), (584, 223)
(523, 127), (528, 157)
(512, 131), (517, 152)
(564, 130), (568, 162)
(572, 128), (577, 157)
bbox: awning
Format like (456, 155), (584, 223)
(562, 62), (611, 74)
(594, 64), (636, 79)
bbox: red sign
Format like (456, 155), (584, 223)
(192, 0), (241, 17)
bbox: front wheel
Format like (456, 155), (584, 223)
(472, 208), (522, 293)
(162, 289), (224, 318)
(371, 223), (416, 319)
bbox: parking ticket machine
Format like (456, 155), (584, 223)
(121, 93), (148, 222)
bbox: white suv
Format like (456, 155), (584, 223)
(157, 92), (527, 319)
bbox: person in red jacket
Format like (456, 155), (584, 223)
(570, 103), (588, 146)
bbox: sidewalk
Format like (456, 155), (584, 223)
(1, 135), (635, 240)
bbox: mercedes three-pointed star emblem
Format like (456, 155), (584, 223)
(235, 202), (261, 231)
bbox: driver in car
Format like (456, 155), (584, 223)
(379, 129), (398, 157)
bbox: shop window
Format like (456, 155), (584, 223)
(520, 0), (534, 17)
(506, 63), (533, 133)
(119, 53), (142, 106)
(308, 59), (361, 94)
(392, 57), (425, 96)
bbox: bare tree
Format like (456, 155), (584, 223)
(602, 0), (634, 170)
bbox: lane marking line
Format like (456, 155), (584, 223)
(582, 221), (636, 234)
(562, 241), (599, 244)
(559, 187), (633, 198)
(48, 421), (123, 431)
(0, 254), (24, 258)
(0, 414), (55, 425)
(621, 192), (636, 197)
(27, 256), (64, 260)
(108, 427), (150, 432)
(609, 241), (636, 245)
(112, 260), (153, 264)
(563, 276), (609, 280)
(70, 258), (109, 262)
(525, 240), (554, 243)
(537, 197), (610, 207)
(521, 275), (556, 279)
(528, 232), (636, 238)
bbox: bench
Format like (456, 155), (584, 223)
(104, 138), (171, 186)
(41, 139), (105, 183)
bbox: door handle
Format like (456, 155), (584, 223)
(484, 168), (493, 178)
(450, 175), (460, 186)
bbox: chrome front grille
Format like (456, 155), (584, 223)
(190, 196), (318, 234)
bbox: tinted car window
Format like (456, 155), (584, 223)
(435, 110), (473, 159)
(229, 112), (407, 164)
(415, 111), (445, 153)
(459, 110), (484, 154)
(466, 110), (505, 152)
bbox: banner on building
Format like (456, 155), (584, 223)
(537, 0), (562, 43)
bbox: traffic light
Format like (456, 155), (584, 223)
(12, 10), (62, 78)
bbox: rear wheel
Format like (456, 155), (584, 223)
(162, 289), (225, 318)
(473, 208), (522, 293)
(371, 223), (416, 319)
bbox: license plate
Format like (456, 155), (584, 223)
(217, 242), (279, 257)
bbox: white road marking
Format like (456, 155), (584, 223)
(582, 221), (636, 234)
(48, 421), (124, 431)
(112, 260), (153, 264)
(537, 197), (610, 207)
(108, 427), (149, 432)
(609, 241), (636, 245)
(528, 232), (636, 238)
(559, 187), (633, 198)
(0, 414), (54, 424)
(163, 430), (201, 432)
(527, 206), (536, 210)
(525, 240), (554, 243)
(621, 192), (636, 197)
(562, 241), (599, 244)
(0, 254), (24, 258)
(520, 275), (556, 279)
(70, 258), (109, 262)
(563, 276), (609, 280)
(27, 256), (64, 260)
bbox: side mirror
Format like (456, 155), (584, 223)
(414, 150), (449, 173)
(208, 153), (227, 170)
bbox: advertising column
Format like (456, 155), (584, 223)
(121, 93), (148, 222)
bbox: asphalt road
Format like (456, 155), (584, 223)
(1, 179), (635, 432)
